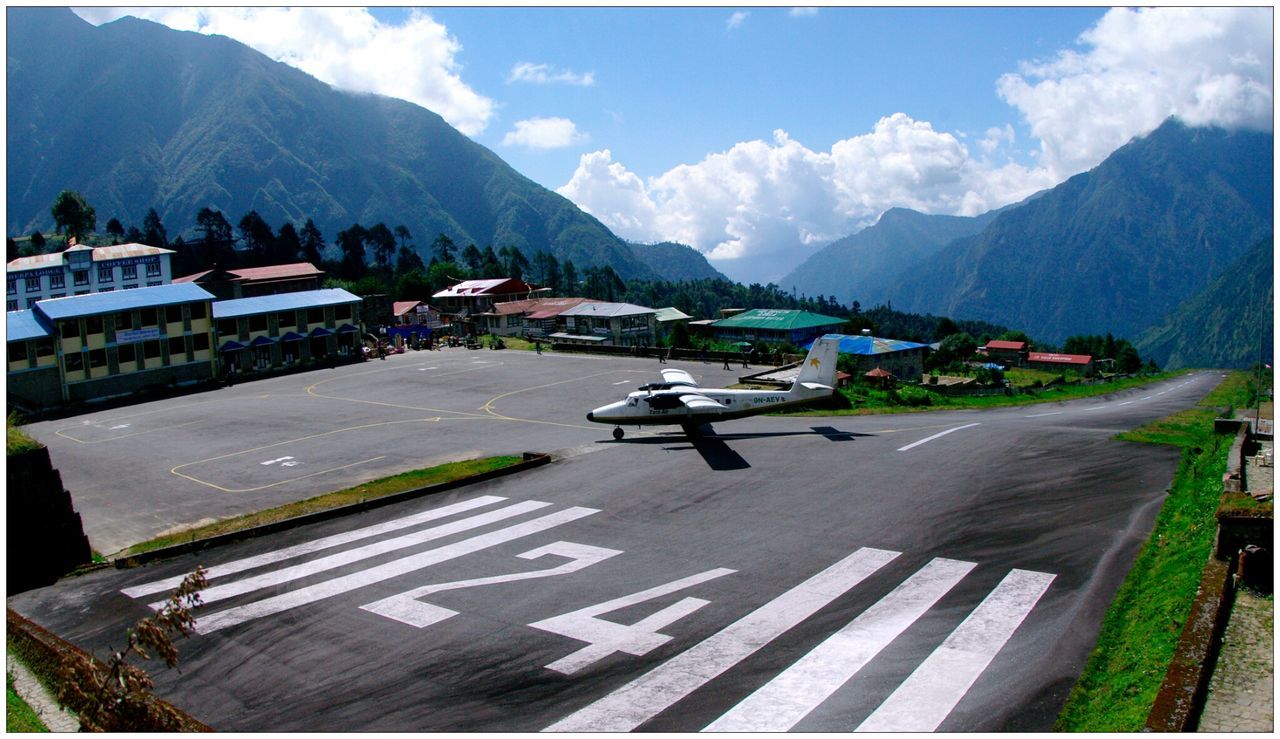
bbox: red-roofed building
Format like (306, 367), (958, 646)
(981, 340), (1028, 365)
(393, 300), (441, 328)
(174, 262), (326, 300)
(1027, 352), (1095, 376)
(431, 278), (541, 317)
(481, 296), (597, 337)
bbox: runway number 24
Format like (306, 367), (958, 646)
(359, 541), (735, 674)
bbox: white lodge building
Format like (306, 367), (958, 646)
(7, 243), (174, 311)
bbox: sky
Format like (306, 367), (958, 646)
(69, 5), (1274, 284)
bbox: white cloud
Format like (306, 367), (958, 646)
(789, 8), (820, 18)
(71, 6), (496, 136)
(726, 11), (750, 30)
(559, 116), (1056, 284)
(503, 117), (587, 150)
(998, 6), (1272, 179)
(508, 62), (595, 86)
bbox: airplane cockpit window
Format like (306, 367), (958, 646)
(627, 398), (638, 407)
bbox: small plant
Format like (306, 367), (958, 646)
(57, 567), (207, 731)
(6, 411), (43, 456)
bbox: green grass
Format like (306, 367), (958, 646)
(7, 412), (43, 456)
(116, 455), (525, 557)
(7, 672), (49, 732)
(1055, 372), (1254, 731)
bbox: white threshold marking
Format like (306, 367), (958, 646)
(897, 423), (980, 452)
(543, 547), (901, 732)
(612, 380), (632, 385)
(704, 557), (974, 732)
(855, 569), (1055, 732)
(195, 506), (598, 633)
(162, 500), (553, 610)
(122, 495), (509, 599)
(1024, 411), (1063, 418)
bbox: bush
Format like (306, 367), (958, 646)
(6, 412), (42, 456)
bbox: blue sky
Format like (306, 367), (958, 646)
(71, 6), (1273, 283)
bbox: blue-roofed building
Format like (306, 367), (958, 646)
(211, 288), (363, 372)
(7, 283), (217, 409)
(801, 332), (930, 380)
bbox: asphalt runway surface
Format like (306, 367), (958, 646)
(11, 349), (1223, 731)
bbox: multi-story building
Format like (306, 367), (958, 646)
(212, 289), (364, 373)
(709, 309), (846, 347)
(551, 302), (657, 347)
(172, 262), (326, 300)
(7, 243), (174, 311)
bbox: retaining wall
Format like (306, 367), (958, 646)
(6, 446), (91, 594)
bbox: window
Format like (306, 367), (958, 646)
(6, 300), (16, 312)
(115, 312), (131, 330)
(307, 308), (324, 325)
(34, 339), (53, 358)
(249, 314), (268, 332)
(89, 348), (107, 369)
(9, 341), (28, 363)
(25, 275), (41, 292)
(334, 304), (352, 321)
(85, 316), (103, 337)
(278, 311), (295, 327)
(165, 305), (183, 325)
(72, 271), (89, 287)
(192, 333), (209, 352)
(145, 261), (161, 277)
(217, 319), (238, 337)
(117, 344), (135, 366)
(98, 265), (114, 283)
(123, 284), (138, 290)
(26, 297), (40, 308)
(143, 340), (161, 360)
(100, 287), (114, 293)
(59, 322), (77, 341)
(48, 294), (65, 300)
(7, 277), (16, 295)
(122, 264), (137, 280)
(139, 309), (157, 327)
(189, 302), (206, 320)
(49, 272), (65, 290)
(147, 281), (162, 287)
(168, 336), (187, 359)
(64, 352), (84, 373)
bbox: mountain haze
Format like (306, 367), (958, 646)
(6, 8), (694, 280)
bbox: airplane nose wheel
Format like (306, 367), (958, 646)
(612, 427), (624, 440)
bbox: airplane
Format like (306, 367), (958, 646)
(587, 334), (843, 439)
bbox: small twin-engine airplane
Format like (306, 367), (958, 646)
(587, 334), (842, 439)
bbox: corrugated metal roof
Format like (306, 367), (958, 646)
(1028, 352), (1092, 365)
(228, 262), (324, 281)
(393, 300), (424, 316)
(801, 334), (928, 356)
(560, 302), (655, 318)
(36, 283), (214, 320)
(654, 307), (691, 322)
(985, 340), (1026, 351)
(432, 278), (532, 298)
(212, 288), (361, 319)
(6, 310), (53, 341)
(7, 243), (173, 272)
(713, 309), (845, 331)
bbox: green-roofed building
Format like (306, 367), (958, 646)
(709, 308), (846, 346)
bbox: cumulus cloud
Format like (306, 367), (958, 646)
(508, 62), (595, 86)
(789, 8), (820, 18)
(726, 11), (750, 30)
(502, 117), (587, 150)
(998, 6), (1272, 178)
(71, 6), (496, 136)
(559, 115), (1056, 283)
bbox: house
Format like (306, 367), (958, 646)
(654, 307), (692, 341)
(7, 283), (215, 409)
(8, 243), (174, 311)
(551, 302), (657, 347)
(431, 278), (541, 321)
(393, 300), (441, 328)
(212, 289), (363, 373)
(802, 333), (930, 379)
(173, 262), (326, 300)
(710, 309), (846, 347)
(481, 296), (597, 337)
(981, 340), (1028, 366)
(1027, 351), (1095, 376)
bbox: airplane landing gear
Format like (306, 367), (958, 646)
(612, 427), (624, 440)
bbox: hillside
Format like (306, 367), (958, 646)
(889, 119), (1272, 343)
(779, 207), (1001, 306)
(5, 8), (662, 280)
(626, 242), (728, 282)
(1135, 237), (1274, 370)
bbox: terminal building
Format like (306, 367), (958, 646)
(213, 289), (364, 373)
(7, 243), (174, 311)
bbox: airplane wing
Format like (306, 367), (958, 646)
(679, 393), (725, 411)
(661, 368), (698, 387)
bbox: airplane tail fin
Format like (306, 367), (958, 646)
(792, 334), (841, 390)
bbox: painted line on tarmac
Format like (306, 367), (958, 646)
(854, 569), (1055, 732)
(122, 495), (509, 599)
(544, 547), (901, 733)
(1024, 411), (1063, 418)
(193, 505), (599, 633)
(897, 423), (981, 452)
(705, 557), (975, 732)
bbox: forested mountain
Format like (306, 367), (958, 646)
(626, 242), (728, 281)
(889, 120), (1272, 344)
(1135, 237), (1274, 369)
(779, 207), (1002, 307)
(5, 7), (678, 280)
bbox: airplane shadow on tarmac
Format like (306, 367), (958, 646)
(605, 425), (872, 471)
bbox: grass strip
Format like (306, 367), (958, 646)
(1054, 372), (1253, 731)
(7, 671), (50, 732)
(116, 455), (524, 558)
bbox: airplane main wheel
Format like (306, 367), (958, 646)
(612, 427), (624, 440)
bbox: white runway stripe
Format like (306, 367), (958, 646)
(195, 506), (598, 633)
(122, 495), (509, 598)
(543, 547), (901, 733)
(855, 569), (1055, 732)
(153, 500), (552, 609)
(897, 423), (980, 452)
(703, 557), (974, 732)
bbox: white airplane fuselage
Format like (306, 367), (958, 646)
(586, 385), (831, 427)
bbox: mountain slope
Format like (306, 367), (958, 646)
(6, 8), (660, 279)
(626, 242), (728, 281)
(889, 120), (1272, 343)
(1135, 237), (1274, 370)
(779, 207), (1001, 306)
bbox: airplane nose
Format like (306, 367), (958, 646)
(586, 411), (595, 422)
